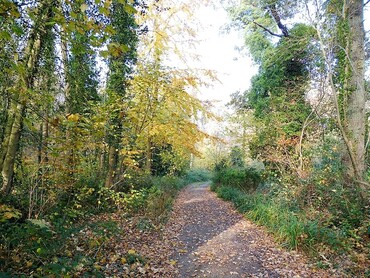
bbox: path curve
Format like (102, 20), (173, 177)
(165, 182), (330, 278)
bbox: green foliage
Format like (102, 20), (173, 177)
(213, 159), (368, 272)
(0, 0), (214, 275)
(0, 217), (122, 277)
(237, 23), (315, 169)
(212, 166), (262, 192)
(0, 204), (21, 223)
(125, 251), (145, 265)
(0, 173), (187, 276)
(296, 134), (367, 240)
(183, 168), (212, 184)
(230, 146), (245, 167)
(150, 144), (188, 176)
(213, 158), (228, 172)
(225, 0), (368, 274)
(145, 176), (187, 222)
(214, 185), (346, 250)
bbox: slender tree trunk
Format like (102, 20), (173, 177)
(0, 2), (51, 195)
(38, 122), (43, 165)
(105, 145), (118, 187)
(61, 28), (70, 115)
(38, 111), (49, 184)
(145, 137), (152, 174)
(346, 0), (366, 181)
(0, 110), (14, 170)
(59, 12), (77, 180)
(42, 113), (49, 164)
(1, 103), (24, 194)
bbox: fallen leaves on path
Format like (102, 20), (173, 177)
(75, 183), (340, 277)
(166, 182), (333, 277)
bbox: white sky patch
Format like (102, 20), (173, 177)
(190, 4), (257, 108)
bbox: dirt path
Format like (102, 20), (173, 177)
(165, 182), (330, 278)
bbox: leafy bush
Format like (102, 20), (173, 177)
(183, 168), (212, 184)
(0, 216), (123, 277)
(117, 169), (154, 191)
(212, 166), (261, 192)
(0, 204), (21, 223)
(145, 176), (186, 222)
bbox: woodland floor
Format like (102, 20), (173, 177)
(95, 182), (336, 277)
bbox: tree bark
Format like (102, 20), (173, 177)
(60, 26), (71, 115)
(105, 145), (118, 187)
(0, 2), (51, 195)
(1, 103), (25, 194)
(346, 0), (366, 180)
(0, 110), (14, 171)
(268, 4), (289, 37)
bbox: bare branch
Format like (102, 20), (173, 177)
(364, 0), (370, 7)
(251, 21), (284, 38)
(267, 4), (289, 37)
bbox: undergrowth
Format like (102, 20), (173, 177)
(0, 170), (193, 277)
(212, 163), (369, 276)
(183, 168), (212, 184)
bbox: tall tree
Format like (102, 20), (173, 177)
(307, 0), (368, 197)
(104, 0), (140, 187)
(0, 1), (55, 194)
(336, 0), (366, 183)
(230, 0), (368, 197)
(230, 0), (315, 175)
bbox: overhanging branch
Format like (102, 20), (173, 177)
(267, 4), (289, 37)
(251, 20), (284, 38)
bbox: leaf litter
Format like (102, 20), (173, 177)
(72, 182), (343, 277)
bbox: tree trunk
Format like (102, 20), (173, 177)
(0, 2), (51, 195)
(345, 0), (366, 181)
(42, 113), (49, 164)
(60, 27), (71, 115)
(145, 137), (152, 174)
(105, 145), (118, 187)
(0, 110), (14, 171)
(1, 103), (24, 194)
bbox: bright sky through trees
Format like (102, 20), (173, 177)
(189, 1), (370, 109)
(194, 5), (257, 106)
(192, 4), (258, 106)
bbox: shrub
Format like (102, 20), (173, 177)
(212, 166), (261, 192)
(183, 168), (212, 184)
(145, 176), (186, 223)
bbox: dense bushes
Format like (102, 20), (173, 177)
(0, 171), (190, 276)
(212, 166), (261, 192)
(212, 156), (369, 275)
(183, 168), (212, 184)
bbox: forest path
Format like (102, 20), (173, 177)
(165, 182), (329, 278)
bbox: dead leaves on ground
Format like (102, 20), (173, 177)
(64, 183), (345, 277)
(65, 213), (178, 277)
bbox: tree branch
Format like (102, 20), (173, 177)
(364, 0), (370, 7)
(267, 4), (289, 37)
(251, 21), (284, 38)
